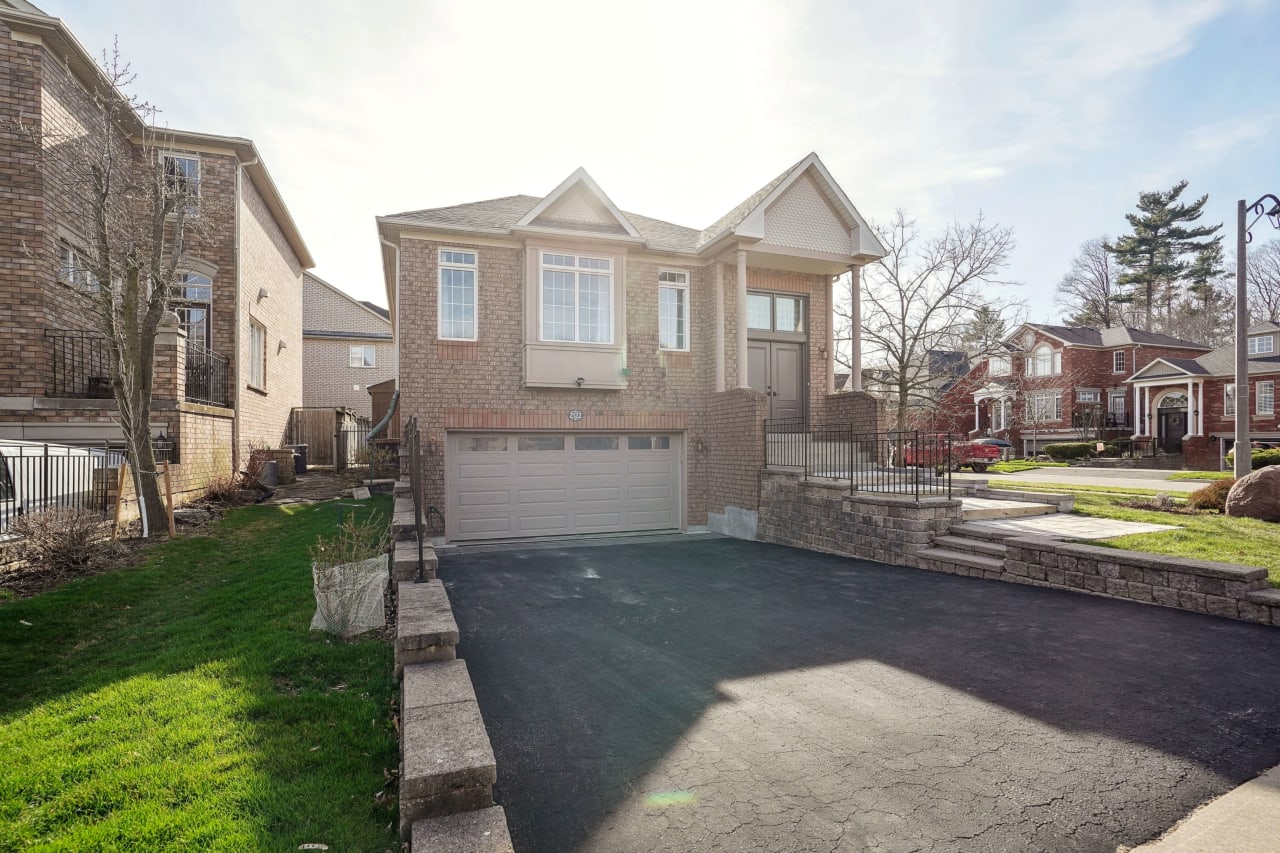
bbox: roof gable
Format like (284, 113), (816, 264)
(515, 168), (642, 240)
(1129, 357), (1198, 381)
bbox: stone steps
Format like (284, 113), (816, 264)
(932, 534), (1008, 559)
(916, 547), (1005, 575)
(396, 580), (459, 677)
(960, 498), (1058, 521)
(411, 806), (513, 852)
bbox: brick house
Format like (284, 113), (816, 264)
(935, 324), (1211, 457)
(1127, 321), (1280, 470)
(377, 154), (887, 542)
(0, 1), (312, 500)
(302, 272), (395, 418)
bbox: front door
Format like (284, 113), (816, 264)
(1158, 410), (1185, 453)
(748, 341), (804, 421)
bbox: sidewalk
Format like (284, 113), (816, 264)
(1132, 764), (1280, 852)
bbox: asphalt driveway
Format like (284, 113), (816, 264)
(439, 535), (1280, 853)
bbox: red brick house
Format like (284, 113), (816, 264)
(377, 154), (887, 542)
(0, 1), (313, 501)
(934, 324), (1211, 457)
(1127, 321), (1280, 470)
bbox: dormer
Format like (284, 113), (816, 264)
(1248, 331), (1277, 357)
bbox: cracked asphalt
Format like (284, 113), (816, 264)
(439, 536), (1280, 852)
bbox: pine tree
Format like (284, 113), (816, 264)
(1104, 181), (1222, 330)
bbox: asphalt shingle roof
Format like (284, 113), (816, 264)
(1026, 324), (1210, 350)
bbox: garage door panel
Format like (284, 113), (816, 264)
(448, 433), (680, 541)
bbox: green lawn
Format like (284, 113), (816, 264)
(988, 482), (1280, 586)
(1167, 471), (1234, 481)
(988, 460), (1069, 473)
(0, 498), (398, 852)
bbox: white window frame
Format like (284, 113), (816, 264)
(348, 345), (376, 368)
(161, 152), (201, 202)
(1225, 383), (1236, 417)
(1113, 351), (1126, 373)
(658, 270), (689, 351)
(992, 397), (1013, 431)
(1258, 381), (1275, 415)
(989, 355), (1011, 376)
(438, 248), (478, 341)
(1248, 335), (1275, 355)
(1028, 391), (1062, 422)
(248, 318), (266, 390)
(1027, 344), (1060, 377)
(57, 239), (99, 290)
(1076, 389), (1101, 403)
(538, 251), (614, 344)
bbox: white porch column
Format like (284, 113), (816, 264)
(974, 401), (980, 432)
(714, 263), (725, 393)
(1143, 386), (1152, 436)
(825, 274), (836, 395)
(1133, 384), (1142, 435)
(850, 264), (863, 392)
(1186, 379), (1195, 436)
(736, 249), (749, 389)
(1196, 380), (1204, 435)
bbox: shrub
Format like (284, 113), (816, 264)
(1187, 477), (1236, 513)
(1043, 442), (1095, 462)
(203, 475), (248, 505)
(8, 507), (105, 572)
(1225, 448), (1280, 471)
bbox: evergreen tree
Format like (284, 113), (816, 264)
(1104, 181), (1222, 330)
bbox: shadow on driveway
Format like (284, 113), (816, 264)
(440, 536), (1280, 853)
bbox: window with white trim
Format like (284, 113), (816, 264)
(57, 240), (98, 290)
(1113, 351), (1126, 373)
(349, 345), (376, 368)
(989, 356), (1011, 376)
(174, 272), (212, 349)
(658, 271), (689, 351)
(162, 153), (200, 200)
(540, 252), (613, 343)
(1109, 392), (1127, 423)
(439, 250), (477, 340)
(1248, 335), (1275, 355)
(1259, 381), (1275, 415)
(1076, 389), (1101, 403)
(1027, 344), (1060, 376)
(991, 398), (1013, 431)
(1028, 391), (1062, 422)
(1225, 383), (1236, 416)
(248, 318), (266, 389)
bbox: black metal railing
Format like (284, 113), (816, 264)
(185, 342), (230, 407)
(406, 416), (427, 581)
(764, 419), (955, 499)
(45, 329), (113, 398)
(1071, 410), (1133, 430)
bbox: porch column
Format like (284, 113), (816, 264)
(714, 263), (725, 393)
(736, 249), (749, 389)
(1143, 386), (1152, 436)
(1133, 384), (1142, 435)
(849, 264), (863, 392)
(1186, 379), (1195, 436)
(973, 401), (980, 432)
(1196, 380), (1204, 435)
(825, 274), (836, 394)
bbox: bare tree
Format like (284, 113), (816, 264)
(834, 211), (1019, 431)
(1248, 238), (1280, 323)
(1055, 237), (1133, 328)
(14, 45), (210, 537)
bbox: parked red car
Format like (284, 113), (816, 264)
(898, 434), (1001, 473)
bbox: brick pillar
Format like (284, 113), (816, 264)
(153, 313), (187, 402)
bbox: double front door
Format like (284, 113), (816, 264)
(748, 340), (804, 421)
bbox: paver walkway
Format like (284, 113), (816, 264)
(966, 513), (1179, 539)
(442, 536), (1280, 852)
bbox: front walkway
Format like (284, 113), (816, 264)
(441, 536), (1280, 852)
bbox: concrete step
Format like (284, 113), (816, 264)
(961, 498), (1058, 521)
(932, 534), (1007, 558)
(396, 580), (458, 677)
(916, 547), (1005, 574)
(411, 805), (513, 852)
(948, 521), (1022, 542)
(400, 660), (497, 838)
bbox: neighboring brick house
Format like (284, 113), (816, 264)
(935, 324), (1211, 457)
(0, 1), (312, 499)
(302, 273), (395, 418)
(1128, 321), (1280, 470)
(377, 154), (887, 542)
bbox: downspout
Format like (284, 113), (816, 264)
(368, 389), (400, 441)
(232, 154), (259, 473)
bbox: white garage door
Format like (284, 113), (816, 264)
(446, 433), (681, 541)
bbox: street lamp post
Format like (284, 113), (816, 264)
(1235, 194), (1280, 480)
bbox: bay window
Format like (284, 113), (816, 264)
(540, 252), (613, 343)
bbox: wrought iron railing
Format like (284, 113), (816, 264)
(1071, 410), (1133, 430)
(764, 419), (954, 499)
(45, 329), (113, 398)
(185, 342), (230, 407)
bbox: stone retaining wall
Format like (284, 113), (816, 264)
(757, 471), (962, 565)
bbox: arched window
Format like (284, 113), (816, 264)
(175, 272), (212, 349)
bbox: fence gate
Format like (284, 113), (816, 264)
(289, 408), (341, 467)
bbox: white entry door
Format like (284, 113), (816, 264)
(445, 433), (681, 541)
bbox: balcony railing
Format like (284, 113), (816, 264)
(185, 342), (230, 408)
(45, 329), (113, 398)
(1071, 410), (1133, 430)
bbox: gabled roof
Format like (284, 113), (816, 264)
(514, 168), (642, 241)
(1129, 357), (1210, 381)
(1194, 324), (1280, 377)
(1019, 324), (1210, 350)
(360, 301), (390, 320)
(303, 272), (391, 333)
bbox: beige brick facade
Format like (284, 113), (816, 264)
(302, 273), (396, 417)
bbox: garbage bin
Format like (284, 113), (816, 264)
(284, 444), (308, 475)
(260, 459), (280, 488)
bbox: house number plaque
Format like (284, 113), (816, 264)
(568, 410), (584, 422)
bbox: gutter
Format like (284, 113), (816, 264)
(232, 154), (259, 472)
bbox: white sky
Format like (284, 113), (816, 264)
(43, 0), (1280, 317)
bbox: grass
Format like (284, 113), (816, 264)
(0, 497), (398, 852)
(987, 481), (1280, 586)
(987, 479), (1166, 498)
(1167, 471), (1234, 481)
(988, 460), (1070, 473)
